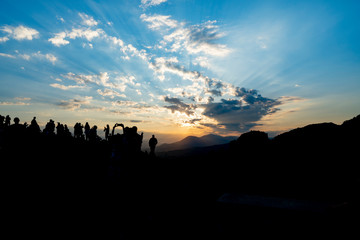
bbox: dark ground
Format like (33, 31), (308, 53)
(1, 115), (360, 238)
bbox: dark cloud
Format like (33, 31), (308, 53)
(201, 95), (280, 132)
(56, 98), (87, 110)
(164, 96), (185, 106)
(207, 96), (214, 103)
(130, 120), (150, 123)
(185, 118), (202, 124)
(164, 96), (196, 115)
(187, 21), (228, 54)
(206, 89), (222, 97)
(189, 25), (220, 44)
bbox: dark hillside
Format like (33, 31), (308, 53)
(157, 134), (236, 152)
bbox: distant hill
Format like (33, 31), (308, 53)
(156, 114), (360, 159)
(272, 115), (360, 147)
(272, 122), (341, 145)
(156, 134), (237, 152)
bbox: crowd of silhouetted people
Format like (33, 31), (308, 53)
(0, 114), (158, 156)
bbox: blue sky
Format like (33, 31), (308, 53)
(1, 0), (360, 142)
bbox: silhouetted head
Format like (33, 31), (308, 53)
(152, 135), (155, 138)
(14, 117), (20, 124)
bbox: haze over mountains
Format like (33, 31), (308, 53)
(156, 114), (360, 158)
(156, 134), (237, 152)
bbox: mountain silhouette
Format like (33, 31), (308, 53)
(156, 133), (237, 152)
(273, 122), (340, 146)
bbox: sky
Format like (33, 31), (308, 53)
(1, 0), (360, 143)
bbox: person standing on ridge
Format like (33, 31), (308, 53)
(84, 122), (90, 141)
(104, 124), (110, 141)
(149, 135), (158, 157)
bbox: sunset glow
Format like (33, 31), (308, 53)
(1, 0), (359, 143)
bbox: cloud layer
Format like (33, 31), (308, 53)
(0, 6), (305, 136)
(0, 25), (39, 42)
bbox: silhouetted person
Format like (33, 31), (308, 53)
(0, 115), (4, 148)
(89, 125), (98, 142)
(56, 122), (65, 136)
(5, 115), (11, 127)
(44, 119), (55, 136)
(84, 122), (90, 141)
(31, 117), (37, 126)
(27, 117), (41, 136)
(104, 124), (110, 141)
(6, 117), (26, 143)
(74, 123), (84, 139)
(0, 115), (4, 127)
(149, 135), (158, 157)
(64, 124), (71, 137)
(12, 117), (21, 127)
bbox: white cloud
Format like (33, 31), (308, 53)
(1, 51), (56, 65)
(14, 97), (31, 101)
(45, 54), (57, 64)
(19, 53), (31, 60)
(79, 13), (98, 26)
(140, 0), (167, 8)
(149, 57), (207, 84)
(193, 56), (211, 69)
(121, 43), (149, 61)
(48, 32), (69, 46)
(50, 83), (86, 90)
(256, 36), (268, 49)
(49, 13), (102, 47)
(56, 96), (93, 111)
(1, 50), (58, 64)
(32, 51), (57, 64)
(67, 28), (104, 41)
(0, 52), (16, 58)
(140, 14), (178, 30)
(97, 89), (126, 98)
(57, 16), (65, 23)
(49, 28), (104, 47)
(109, 36), (124, 47)
(62, 72), (97, 85)
(0, 36), (9, 43)
(1, 25), (39, 41)
(114, 75), (139, 91)
(0, 97), (31, 106)
(0, 101), (30, 106)
(142, 15), (231, 57)
(60, 72), (139, 93)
